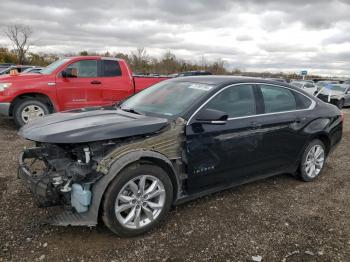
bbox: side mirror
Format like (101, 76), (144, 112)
(195, 108), (228, 125)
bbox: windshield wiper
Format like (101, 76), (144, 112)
(120, 107), (144, 115)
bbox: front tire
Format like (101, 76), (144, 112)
(102, 164), (173, 237)
(299, 139), (326, 182)
(13, 99), (50, 127)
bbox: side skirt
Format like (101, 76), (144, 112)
(174, 170), (292, 205)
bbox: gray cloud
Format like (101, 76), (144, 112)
(0, 0), (350, 75)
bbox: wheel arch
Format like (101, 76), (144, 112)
(9, 92), (56, 116)
(310, 133), (331, 155)
(87, 150), (182, 226)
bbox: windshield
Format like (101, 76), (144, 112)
(40, 58), (71, 75)
(330, 85), (347, 92)
(120, 81), (215, 117)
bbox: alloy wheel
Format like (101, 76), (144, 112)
(115, 175), (166, 229)
(304, 145), (325, 178)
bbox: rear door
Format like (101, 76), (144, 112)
(254, 84), (314, 174)
(56, 59), (101, 110)
(99, 59), (134, 104)
(186, 84), (264, 192)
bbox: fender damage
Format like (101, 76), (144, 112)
(18, 110), (187, 227)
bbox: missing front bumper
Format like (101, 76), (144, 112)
(18, 149), (98, 227)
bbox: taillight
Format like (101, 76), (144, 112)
(340, 111), (345, 122)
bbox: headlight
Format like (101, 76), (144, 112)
(0, 83), (12, 92)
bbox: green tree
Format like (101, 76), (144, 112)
(79, 51), (89, 56)
(0, 48), (17, 63)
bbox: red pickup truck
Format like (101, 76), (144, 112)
(0, 56), (169, 126)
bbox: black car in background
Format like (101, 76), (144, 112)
(18, 76), (343, 237)
(0, 63), (15, 72)
(0, 65), (34, 75)
(21, 67), (44, 74)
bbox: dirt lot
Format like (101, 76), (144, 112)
(0, 110), (350, 262)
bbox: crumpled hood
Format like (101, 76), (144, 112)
(18, 108), (169, 144)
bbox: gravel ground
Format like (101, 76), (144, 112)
(0, 110), (350, 262)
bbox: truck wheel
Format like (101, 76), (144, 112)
(299, 139), (326, 182)
(102, 164), (173, 237)
(336, 99), (344, 109)
(13, 99), (50, 127)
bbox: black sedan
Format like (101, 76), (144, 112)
(18, 76), (343, 237)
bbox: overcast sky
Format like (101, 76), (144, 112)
(1, 0), (350, 76)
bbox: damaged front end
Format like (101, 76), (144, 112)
(18, 142), (105, 212)
(17, 107), (187, 227)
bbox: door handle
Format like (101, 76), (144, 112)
(91, 80), (101, 85)
(294, 117), (306, 124)
(294, 118), (301, 124)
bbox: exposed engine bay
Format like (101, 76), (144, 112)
(19, 141), (115, 212)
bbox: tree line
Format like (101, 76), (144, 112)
(0, 46), (227, 75)
(1, 24), (328, 79)
(0, 24), (227, 75)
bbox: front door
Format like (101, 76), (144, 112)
(186, 84), (263, 192)
(56, 59), (101, 110)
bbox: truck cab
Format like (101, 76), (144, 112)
(0, 56), (168, 126)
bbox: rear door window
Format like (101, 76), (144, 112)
(260, 85), (297, 113)
(259, 85), (312, 113)
(102, 60), (122, 77)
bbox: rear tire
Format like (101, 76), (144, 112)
(299, 139), (326, 182)
(102, 164), (173, 237)
(13, 99), (50, 127)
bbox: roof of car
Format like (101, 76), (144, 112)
(64, 56), (121, 61)
(170, 75), (292, 87)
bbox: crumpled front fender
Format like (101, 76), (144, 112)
(50, 149), (181, 227)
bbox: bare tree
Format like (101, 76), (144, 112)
(131, 48), (149, 73)
(4, 24), (32, 64)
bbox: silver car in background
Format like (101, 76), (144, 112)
(290, 80), (317, 95)
(315, 81), (339, 92)
(316, 84), (350, 109)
